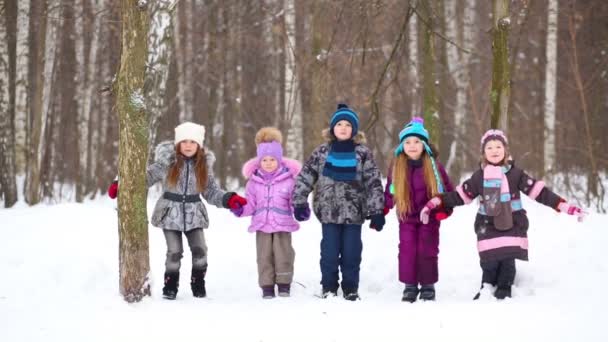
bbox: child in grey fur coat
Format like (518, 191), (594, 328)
(109, 122), (247, 300)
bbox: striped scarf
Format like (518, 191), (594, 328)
(322, 140), (357, 181)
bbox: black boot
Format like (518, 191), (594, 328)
(191, 269), (206, 298)
(343, 288), (360, 301)
(162, 271), (179, 300)
(321, 287), (338, 298)
(494, 285), (512, 300)
(402, 284), (419, 303)
(419, 284), (436, 301)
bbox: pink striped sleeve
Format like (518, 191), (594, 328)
(527, 180), (545, 200)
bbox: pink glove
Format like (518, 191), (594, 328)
(420, 196), (442, 225)
(557, 202), (587, 222)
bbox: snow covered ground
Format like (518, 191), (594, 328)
(1, 189), (607, 341)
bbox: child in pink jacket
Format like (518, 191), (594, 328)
(231, 127), (302, 299)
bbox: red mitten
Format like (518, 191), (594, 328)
(227, 194), (247, 209)
(107, 180), (118, 199)
(383, 206), (390, 216)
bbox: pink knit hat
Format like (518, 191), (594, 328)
(480, 129), (508, 151)
(257, 141), (283, 163)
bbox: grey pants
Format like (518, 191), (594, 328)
(256, 231), (295, 287)
(163, 228), (208, 273)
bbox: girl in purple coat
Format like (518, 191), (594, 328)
(384, 117), (453, 302)
(232, 127), (302, 299)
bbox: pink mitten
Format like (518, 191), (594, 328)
(557, 202), (587, 222)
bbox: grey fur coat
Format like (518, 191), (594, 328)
(147, 141), (231, 231)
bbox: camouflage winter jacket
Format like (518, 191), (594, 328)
(292, 130), (385, 225)
(147, 141), (231, 232)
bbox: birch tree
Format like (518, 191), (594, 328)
(543, 0), (558, 179)
(284, 0), (303, 161)
(0, 0), (19, 207)
(173, 0), (194, 122)
(146, 0), (176, 158)
(115, 0), (151, 303)
(490, 0), (511, 131)
(445, 0), (475, 180)
(25, 0), (60, 205)
(15, 0), (30, 173)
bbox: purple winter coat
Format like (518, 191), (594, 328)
(240, 157), (302, 233)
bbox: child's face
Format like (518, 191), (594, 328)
(179, 140), (199, 158)
(260, 156), (279, 173)
(403, 136), (424, 160)
(484, 139), (506, 165)
(333, 120), (353, 141)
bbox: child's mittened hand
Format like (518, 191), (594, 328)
(420, 196), (442, 224)
(557, 202), (587, 222)
(293, 204), (311, 222)
(107, 180), (118, 199)
(420, 207), (431, 225)
(369, 214), (385, 232)
(230, 206), (244, 217)
(227, 194), (247, 209)
(383, 206), (390, 216)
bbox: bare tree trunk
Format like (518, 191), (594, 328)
(173, 0), (193, 122)
(25, 0), (59, 205)
(567, 12), (602, 209)
(115, 0), (151, 303)
(408, 2), (420, 116)
(15, 0), (30, 174)
(418, 1), (439, 140)
(74, 0), (87, 202)
(445, 0), (475, 181)
(146, 0), (176, 158)
(490, 0), (511, 131)
(0, 0), (19, 207)
(543, 0), (558, 179)
(284, 0), (303, 161)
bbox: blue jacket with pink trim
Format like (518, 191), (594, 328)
(441, 162), (563, 262)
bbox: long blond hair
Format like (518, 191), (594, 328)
(392, 149), (441, 218)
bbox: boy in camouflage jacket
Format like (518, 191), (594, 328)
(292, 104), (385, 301)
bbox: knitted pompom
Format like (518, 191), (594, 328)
(254, 127), (283, 145)
(337, 103), (349, 110)
(411, 116), (424, 124)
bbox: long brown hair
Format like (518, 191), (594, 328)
(392, 149), (441, 218)
(167, 145), (208, 192)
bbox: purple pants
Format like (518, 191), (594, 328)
(398, 221), (440, 285)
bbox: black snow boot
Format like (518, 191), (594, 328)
(321, 287), (338, 298)
(191, 269), (206, 298)
(419, 284), (436, 301)
(162, 271), (179, 300)
(343, 289), (360, 301)
(402, 284), (419, 303)
(494, 285), (512, 300)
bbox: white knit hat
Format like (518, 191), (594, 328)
(174, 122), (205, 147)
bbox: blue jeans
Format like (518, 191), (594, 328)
(320, 224), (362, 292)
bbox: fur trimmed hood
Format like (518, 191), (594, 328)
(154, 140), (216, 168)
(321, 128), (367, 144)
(242, 157), (302, 179)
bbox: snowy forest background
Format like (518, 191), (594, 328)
(0, 0), (607, 211)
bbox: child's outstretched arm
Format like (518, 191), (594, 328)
(383, 164), (394, 213)
(420, 170), (482, 224)
(519, 171), (587, 221)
